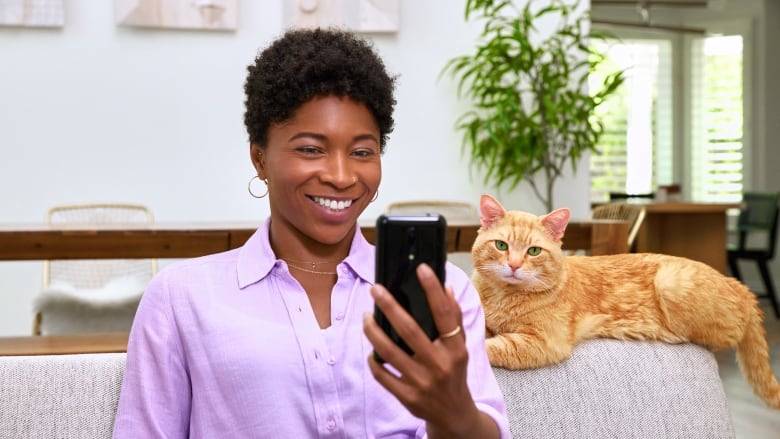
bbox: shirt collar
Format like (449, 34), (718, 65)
(237, 218), (375, 289)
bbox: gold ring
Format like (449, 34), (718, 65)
(439, 325), (462, 339)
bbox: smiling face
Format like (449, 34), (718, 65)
(251, 95), (382, 256)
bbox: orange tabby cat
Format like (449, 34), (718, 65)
(472, 194), (780, 409)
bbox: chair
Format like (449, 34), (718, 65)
(33, 203), (157, 335)
(590, 203), (647, 252)
(727, 191), (780, 318)
(385, 200), (479, 274)
(384, 200), (478, 219)
(609, 192), (655, 202)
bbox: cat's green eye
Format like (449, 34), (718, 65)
(527, 246), (542, 256)
(494, 240), (508, 251)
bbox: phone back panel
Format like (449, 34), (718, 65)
(374, 214), (447, 357)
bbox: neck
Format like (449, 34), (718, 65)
(267, 219), (354, 264)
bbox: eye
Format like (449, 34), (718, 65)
(297, 145), (321, 155)
(527, 246), (542, 256)
(494, 240), (508, 251)
(352, 148), (375, 158)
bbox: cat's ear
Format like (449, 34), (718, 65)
(479, 194), (506, 229)
(541, 208), (570, 241)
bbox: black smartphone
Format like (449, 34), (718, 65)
(373, 214), (447, 362)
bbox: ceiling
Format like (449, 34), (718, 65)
(590, 0), (723, 34)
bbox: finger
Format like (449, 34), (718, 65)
(365, 348), (419, 408)
(374, 275), (447, 364)
(437, 286), (465, 342)
(366, 285), (424, 371)
(416, 264), (462, 340)
(364, 306), (434, 397)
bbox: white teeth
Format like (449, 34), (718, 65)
(314, 197), (352, 212)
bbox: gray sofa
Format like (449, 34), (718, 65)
(0, 339), (735, 438)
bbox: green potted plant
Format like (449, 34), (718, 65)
(442, 0), (624, 212)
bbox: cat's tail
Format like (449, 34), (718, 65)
(735, 305), (780, 410)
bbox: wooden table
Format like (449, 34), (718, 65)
(0, 222), (259, 260)
(633, 202), (741, 274)
(0, 332), (128, 356)
(0, 219), (629, 260)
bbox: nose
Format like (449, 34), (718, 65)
(321, 152), (355, 188)
(508, 258), (523, 273)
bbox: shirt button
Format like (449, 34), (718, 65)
(335, 313), (344, 321)
(326, 419), (336, 430)
(327, 356), (336, 365)
(341, 266), (349, 274)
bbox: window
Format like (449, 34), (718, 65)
(689, 35), (743, 202)
(589, 34), (744, 203)
(589, 40), (673, 202)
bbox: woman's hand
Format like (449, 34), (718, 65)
(363, 263), (499, 439)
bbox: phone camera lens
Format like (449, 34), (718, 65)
(407, 227), (416, 260)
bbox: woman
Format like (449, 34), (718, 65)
(113, 28), (509, 438)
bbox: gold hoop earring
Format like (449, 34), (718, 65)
(371, 190), (379, 203)
(248, 175), (269, 199)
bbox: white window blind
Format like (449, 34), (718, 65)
(589, 40), (673, 202)
(689, 35), (743, 202)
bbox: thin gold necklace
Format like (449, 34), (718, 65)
(280, 258), (340, 270)
(281, 258), (339, 276)
(285, 262), (337, 276)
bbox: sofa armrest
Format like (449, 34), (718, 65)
(493, 339), (735, 439)
(0, 353), (126, 439)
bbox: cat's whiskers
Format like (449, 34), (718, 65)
(526, 272), (554, 290)
(473, 263), (507, 274)
(526, 278), (549, 291)
(509, 265), (544, 283)
(475, 263), (554, 293)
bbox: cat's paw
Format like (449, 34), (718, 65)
(485, 337), (507, 367)
(485, 334), (569, 369)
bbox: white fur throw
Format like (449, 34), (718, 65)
(34, 276), (146, 335)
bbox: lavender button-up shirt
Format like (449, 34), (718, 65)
(113, 219), (510, 438)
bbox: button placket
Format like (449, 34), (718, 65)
(331, 271), (351, 326)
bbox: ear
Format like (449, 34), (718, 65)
(250, 143), (267, 179)
(479, 194), (506, 229)
(540, 208), (570, 241)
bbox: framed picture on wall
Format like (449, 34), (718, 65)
(288, 0), (399, 33)
(0, 0), (65, 28)
(115, 0), (238, 31)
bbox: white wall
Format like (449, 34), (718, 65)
(0, 0), (592, 335)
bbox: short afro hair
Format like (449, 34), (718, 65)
(244, 28), (397, 152)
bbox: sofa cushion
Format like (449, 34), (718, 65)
(0, 353), (125, 439)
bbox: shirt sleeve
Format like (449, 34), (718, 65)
(113, 269), (192, 438)
(445, 263), (512, 439)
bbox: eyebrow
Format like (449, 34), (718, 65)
(288, 132), (379, 143)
